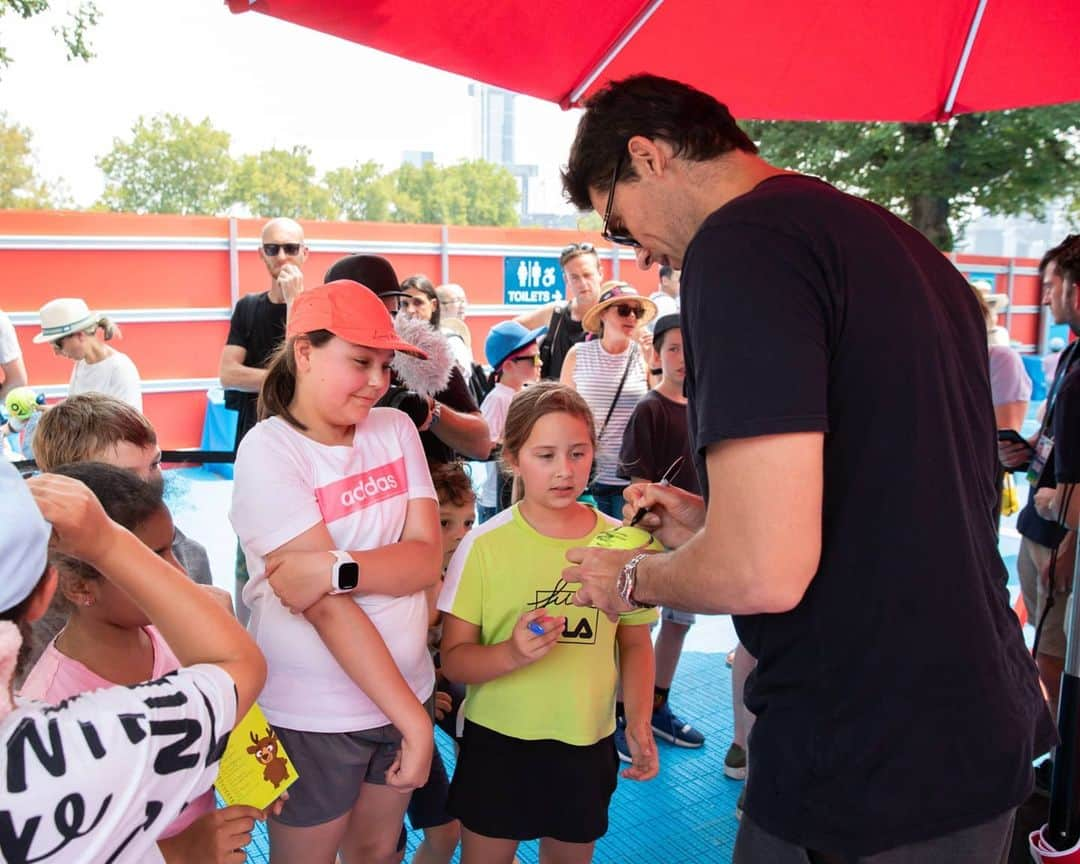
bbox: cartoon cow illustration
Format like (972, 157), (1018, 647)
(246, 726), (290, 788)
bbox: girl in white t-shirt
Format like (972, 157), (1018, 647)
(33, 298), (143, 411)
(230, 280), (442, 864)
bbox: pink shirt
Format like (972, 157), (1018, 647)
(19, 625), (216, 838)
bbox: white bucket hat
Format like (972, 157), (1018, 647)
(33, 297), (98, 344)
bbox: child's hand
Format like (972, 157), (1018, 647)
(264, 550), (335, 613)
(26, 473), (121, 567)
(620, 721), (659, 782)
(385, 728), (434, 793)
(158, 804), (266, 863)
(507, 609), (564, 669)
(433, 689), (453, 722)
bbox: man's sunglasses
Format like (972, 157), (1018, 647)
(613, 303), (645, 319)
(601, 150), (641, 249)
(262, 243), (303, 257)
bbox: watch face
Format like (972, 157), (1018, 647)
(337, 561), (360, 591)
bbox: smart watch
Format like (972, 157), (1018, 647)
(329, 550), (360, 594)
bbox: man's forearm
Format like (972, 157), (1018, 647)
(219, 363), (268, 392)
(431, 407), (491, 460)
(633, 526), (808, 615)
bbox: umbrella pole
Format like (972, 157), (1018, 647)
(1045, 549), (1080, 849)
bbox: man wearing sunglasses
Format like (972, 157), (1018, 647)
(219, 217), (309, 623)
(560, 75), (1051, 863)
(513, 241), (602, 380)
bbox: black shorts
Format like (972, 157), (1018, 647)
(447, 720), (617, 844)
(407, 745), (453, 830)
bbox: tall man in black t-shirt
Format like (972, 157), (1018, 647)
(514, 242), (601, 380)
(218, 216), (308, 622)
(560, 75), (1051, 862)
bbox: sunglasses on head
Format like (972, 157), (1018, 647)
(560, 242), (596, 264)
(601, 150), (641, 249)
(613, 303), (645, 319)
(262, 243), (303, 257)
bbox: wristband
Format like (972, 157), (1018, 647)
(429, 400), (442, 428)
(616, 553), (655, 609)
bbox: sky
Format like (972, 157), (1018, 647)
(0, 0), (584, 212)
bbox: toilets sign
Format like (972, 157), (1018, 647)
(503, 256), (564, 305)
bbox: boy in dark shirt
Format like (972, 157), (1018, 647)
(618, 314), (704, 756)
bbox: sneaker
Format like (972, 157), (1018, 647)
(614, 717), (632, 764)
(651, 702), (706, 748)
(724, 742), (747, 779)
(735, 787), (746, 821)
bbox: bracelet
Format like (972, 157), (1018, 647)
(617, 553), (655, 609)
(429, 400), (442, 428)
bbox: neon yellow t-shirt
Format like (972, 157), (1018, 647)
(437, 504), (658, 745)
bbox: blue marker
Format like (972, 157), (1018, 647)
(527, 621), (546, 636)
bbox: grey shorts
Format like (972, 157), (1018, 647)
(1018, 536), (1069, 658)
(733, 809), (1014, 864)
(661, 606), (696, 627)
(270, 719), (406, 827)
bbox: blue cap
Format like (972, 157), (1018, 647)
(485, 320), (547, 369)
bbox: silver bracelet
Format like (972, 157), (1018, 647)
(617, 553), (654, 609)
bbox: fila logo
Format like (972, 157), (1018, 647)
(528, 580), (599, 645)
(315, 457), (407, 523)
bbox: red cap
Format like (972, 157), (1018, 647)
(287, 280), (428, 358)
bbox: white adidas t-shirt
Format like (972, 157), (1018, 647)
(0, 664), (236, 864)
(231, 409), (437, 732)
(69, 351), (143, 411)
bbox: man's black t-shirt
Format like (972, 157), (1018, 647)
(1054, 359), (1080, 484)
(421, 364), (480, 464)
(617, 389), (700, 494)
(225, 292), (287, 450)
(540, 304), (585, 380)
(1018, 341), (1080, 547)
(681, 174), (1050, 854)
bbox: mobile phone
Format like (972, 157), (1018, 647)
(997, 429), (1035, 451)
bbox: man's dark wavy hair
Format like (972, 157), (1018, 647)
(1056, 236), (1080, 287)
(1044, 234), (1080, 280)
(561, 74), (758, 211)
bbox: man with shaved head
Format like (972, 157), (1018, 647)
(219, 217), (308, 621)
(219, 217), (308, 450)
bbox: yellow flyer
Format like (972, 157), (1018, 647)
(216, 704), (298, 809)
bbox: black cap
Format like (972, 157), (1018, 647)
(652, 313), (680, 341)
(324, 254), (408, 299)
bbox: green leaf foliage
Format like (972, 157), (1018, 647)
(743, 104), (1080, 250)
(96, 114), (233, 214)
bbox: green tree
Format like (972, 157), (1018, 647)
(96, 114), (234, 214)
(744, 104), (1080, 250)
(1, 1), (99, 73)
(387, 159), (519, 226)
(323, 161), (391, 222)
(0, 111), (66, 208)
(445, 160), (520, 226)
(230, 145), (333, 220)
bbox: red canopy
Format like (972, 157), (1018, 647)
(227, 0), (1079, 121)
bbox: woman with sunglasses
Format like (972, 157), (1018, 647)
(560, 282), (656, 518)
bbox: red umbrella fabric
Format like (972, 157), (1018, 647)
(226, 0), (1079, 121)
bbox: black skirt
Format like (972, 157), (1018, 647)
(448, 719), (618, 844)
